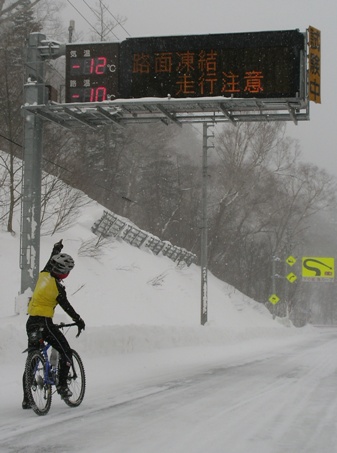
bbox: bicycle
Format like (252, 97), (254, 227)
(23, 323), (86, 416)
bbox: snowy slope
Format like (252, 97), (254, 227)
(1, 197), (303, 366)
(1, 196), (322, 453)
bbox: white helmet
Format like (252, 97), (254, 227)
(50, 253), (75, 274)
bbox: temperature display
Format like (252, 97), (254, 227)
(66, 43), (119, 103)
(70, 57), (108, 76)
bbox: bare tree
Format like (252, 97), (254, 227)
(0, 152), (22, 229)
(0, 0), (41, 25)
(0, 1), (43, 232)
(208, 122), (336, 306)
(87, 0), (127, 42)
(38, 123), (92, 239)
(40, 173), (91, 235)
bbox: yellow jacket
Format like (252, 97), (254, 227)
(27, 242), (80, 321)
(28, 271), (59, 318)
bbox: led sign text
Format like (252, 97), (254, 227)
(66, 43), (119, 103)
(65, 30), (305, 102)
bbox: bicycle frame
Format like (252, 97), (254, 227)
(24, 322), (85, 415)
(39, 342), (58, 387)
(32, 322), (78, 389)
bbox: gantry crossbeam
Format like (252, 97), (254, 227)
(22, 96), (309, 129)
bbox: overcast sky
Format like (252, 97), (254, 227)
(62, 0), (335, 176)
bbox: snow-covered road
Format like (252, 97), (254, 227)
(1, 328), (337, 453)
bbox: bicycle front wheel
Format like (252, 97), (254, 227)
(63, 349), (86, 407)
(24, 350), (52, 416)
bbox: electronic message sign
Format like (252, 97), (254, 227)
(119, 30), (305, 99)
(65, 43), (119, 103)
(65, 30), (305, 103)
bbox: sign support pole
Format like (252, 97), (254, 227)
(20, 33), (47, 295)
(20, 34), (65, 297)
(200, 123), (214, 325)
(200, 123), (208, 325)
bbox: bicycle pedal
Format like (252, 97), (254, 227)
(22, 400), (32, 409)
(57, 385), (73, 398)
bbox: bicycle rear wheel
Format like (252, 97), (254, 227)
(24, 350), (52, 416)
(63, 349), (86, 407)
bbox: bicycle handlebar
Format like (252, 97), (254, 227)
(55, 322), (83, 337)
(55, 322), (77, 328)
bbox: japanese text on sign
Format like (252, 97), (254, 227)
(120, 30), (304, 99)
(65, 30), (306, 102)
(132, 50), (265, 97)
(308, 26), (321, 104)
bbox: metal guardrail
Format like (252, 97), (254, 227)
(91, 210), (197, 266)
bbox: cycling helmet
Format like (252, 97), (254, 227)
(50, 253), (75, 276)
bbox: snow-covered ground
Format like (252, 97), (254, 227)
(0, 198), (328, 452)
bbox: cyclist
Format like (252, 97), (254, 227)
(22, 240), (85, 409)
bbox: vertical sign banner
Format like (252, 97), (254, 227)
(308, 26), (321, 104)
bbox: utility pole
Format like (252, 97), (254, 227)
(20, 33), (65, 296)
(68, 20), (75, 43)
(200, 123), (214, 325)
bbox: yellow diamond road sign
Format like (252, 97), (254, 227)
(287, 272), (297, 283)
(269, 294), (280, 305)
(286, 256), (296, 266)
(302, 257), (334, 281)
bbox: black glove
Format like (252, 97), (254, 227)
(74, 317), (85, 337)
(54, 239), (63, 254)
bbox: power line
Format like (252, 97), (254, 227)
(82, 0), (108, 23)
(81, 0), (120, 41)
(0, 132), (22, 148)
(0, 131), (135, 202)
(100, 1), (132, 37)
(81, 0), (131, 39)
(66, 0), (102, 38)
(0, 120), (202, 231)
(46, 60), (65, 81)
(67, 0), (132, 42)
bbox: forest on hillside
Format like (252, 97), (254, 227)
(1, 0), (337, 326)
